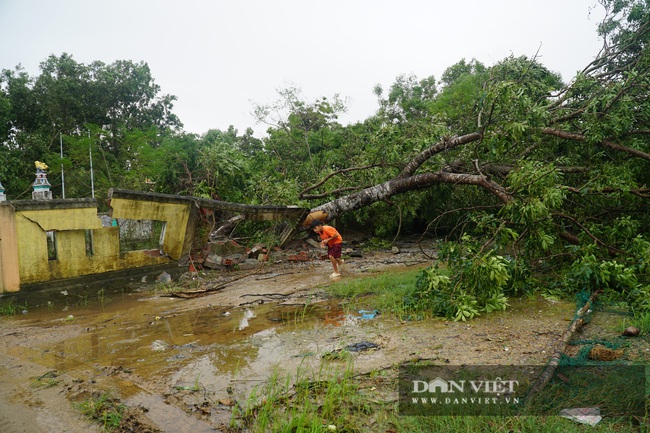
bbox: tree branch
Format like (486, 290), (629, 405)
(398, 132), (483, 178)
(541, 128), (650, 162)
(313, 170), (510, 220)
(300, 163), (384, 196)
(301, 186), (368, 200)
(553, 212), (624, 255)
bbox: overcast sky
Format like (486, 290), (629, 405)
(0, 0), (604, 137)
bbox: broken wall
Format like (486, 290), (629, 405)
(108, 189), (193, 260)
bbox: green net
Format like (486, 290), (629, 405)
(524, 290), (648, 419)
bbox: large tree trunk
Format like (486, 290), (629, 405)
(312, 170), (511, 220)
(310, 133), (512, 221)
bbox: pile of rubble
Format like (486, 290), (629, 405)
(188, 237), (367, 273)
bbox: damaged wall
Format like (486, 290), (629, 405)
(0, 189), (310, 293)
(108, 189), (193, 260)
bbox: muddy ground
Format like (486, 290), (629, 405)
(0, 237), (647, 432)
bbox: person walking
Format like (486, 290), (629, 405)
(310, 219), (344, 278)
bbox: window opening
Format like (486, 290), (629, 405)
(85, 229), (94, 256)
(117, 219), (166, 253)
(46, 231), (57, 261)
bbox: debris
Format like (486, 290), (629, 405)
(151, 340), (169, 351)
(248, 243), (267, 259)
(156, 271), (172, 284)
(345, 341), (379, 352)
(60, 290), (68, 296)
(238, 259), (264, 270)
(238, 309), (255, 330)
(359, 309), (379, 320)
(203, 240), (249, 269)
(559, 407), (602, 426)
(527, 291), (599, 400)
(218, 397), (236, 407)
(306, 238), (321, 248)
(322, 341), (380, 359)
(288, 251), (310, 262)
(37, 370), (59, 381)
(588, 345), (623, 361)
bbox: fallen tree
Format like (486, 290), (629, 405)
(205, 1), (650, 324)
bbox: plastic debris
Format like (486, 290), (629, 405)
(559, 407), (602, 426)
(151, 340), (169, 351)
(156, 271), (172, 284)
(358, 309), (379, 320)
(322, 341), (380, 359)
(345, 341), (379, 352)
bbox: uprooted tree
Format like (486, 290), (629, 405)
(250, 0), (650, 321)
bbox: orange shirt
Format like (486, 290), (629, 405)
(319, 226), (343, 247)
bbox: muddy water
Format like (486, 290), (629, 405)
(6, 286), (340, 376)
(1, 276), (581, 432)
(2, 284), (389, 431)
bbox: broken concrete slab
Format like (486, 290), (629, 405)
(206, 240), (248, 256)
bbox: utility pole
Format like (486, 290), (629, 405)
(60, 132), (65, 199)
(89, 131), (95, 198)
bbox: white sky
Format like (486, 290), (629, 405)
(0, 0), (605, 138)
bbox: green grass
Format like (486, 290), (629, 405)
(231, 360), (647, 433)
(390, 414), (643, 432)
(0, 299), (28, 315)
(234, 362), (372, 432)
(327, 267), (425, 320)
(73, 392), (125, 431)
